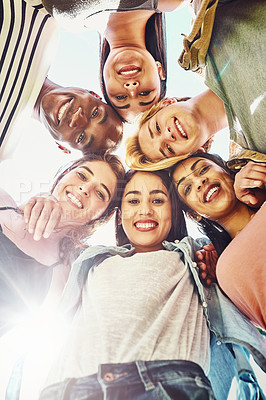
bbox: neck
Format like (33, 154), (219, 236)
(133, 243), (165, 253)
(216, 202), (256, 239)
(104, 10), (154, 50)
(190, 89), (228, 143)
(33, 77), (61, 120)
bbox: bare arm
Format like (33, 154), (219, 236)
(158, 0), (187, 11)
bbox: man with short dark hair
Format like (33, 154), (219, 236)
(0, 0), (123, 160)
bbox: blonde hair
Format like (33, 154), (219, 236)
(125, 97), (212, 171)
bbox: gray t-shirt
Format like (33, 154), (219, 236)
(205, 0), (266, 152)
(44, 250), (210, 387)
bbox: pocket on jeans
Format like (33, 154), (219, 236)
(156, 378), (215, 400)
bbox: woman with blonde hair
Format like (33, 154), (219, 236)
(125, 89), (227, 170)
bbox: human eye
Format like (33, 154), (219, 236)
(96, 190), (105, 201)
(152, 198), (164, 204)
(77, 132), (85, 144)
(115, 95), (127, 100)
(77, 171), (87, 181)
(128, 198), (139, 204)
(199, 165), (210, 175)
(166, 144), (175, 155)
(156, 122), (161, 134)
(91, 107), (99, 118)
(184, 184), (191, 196)
(139, 90), (151, 96)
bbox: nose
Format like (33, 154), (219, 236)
(79, 182), (93, 197)
(69, 107), (88, 128)
(195, 176), (207, 191)
(138, 202), (153, 216)
(163, 126), (176, 142)
(123, 81), (139, 95)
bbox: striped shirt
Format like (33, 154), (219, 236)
(0, 0), (58, 160)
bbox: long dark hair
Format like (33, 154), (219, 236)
(116, 169), (187, 247)
(171, 152), (235, 256)
(100, 12), (167, 119)
(51, 153), (125, 265)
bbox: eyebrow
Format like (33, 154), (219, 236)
(114, 104), (130, 110)
(139, 96), (156, 106)
(99, 110), (108, 125)
(124, 189), (168, 198)
(113, 96), (157, 110)
(176, 159), (203, 189)
(79, 166), (111, 200)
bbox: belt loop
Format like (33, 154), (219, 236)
(135, 361), (155, 391)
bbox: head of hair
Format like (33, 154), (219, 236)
(115, 169), (187, 247)
(100, 13), (167, 121)
(125, 96), (214, 171)
(51, 152), (125, 264)
(171, 152), (235, 255)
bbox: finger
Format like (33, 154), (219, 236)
(201, 271), (207, 280)
(43, 207), (62, 238)
(206, 278), (213, 286)
(203, 243), (215, 251)
(27, 202), (45, 234)
(195, 250), (204, 261)
(238, 178), (263, 189)
(197, 262), (207, 271)
(32, 202), (61, 240)
(22, 198), (37, 224)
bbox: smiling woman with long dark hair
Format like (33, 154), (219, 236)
(38, 169), (265, 400)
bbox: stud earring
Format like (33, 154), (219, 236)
(56, 142), (71, 154)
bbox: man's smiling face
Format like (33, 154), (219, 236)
(40, 87), (123, 152)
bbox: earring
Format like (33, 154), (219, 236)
(195, 213), (202, 222)
(88, 90), (102, 100)
(56, 142), (71, 154)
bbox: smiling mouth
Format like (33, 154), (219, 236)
(57, 99), (73, 124)
(134, 221), (158, 231)
(118, 65), (141, 77)
(66, 191), (83, 209)
(204, 185), (220, 202)
(174, 117), (188, 139)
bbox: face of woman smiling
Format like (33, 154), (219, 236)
(172, 157), (236, 221)
(52, 161), (117, 226)
(138, 101), (206, 161)
(103, 48), (165, 121)
(121, 172), (172, 252)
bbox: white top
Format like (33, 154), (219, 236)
(0, 0), (59, 160)
(45, 250), (210, 387)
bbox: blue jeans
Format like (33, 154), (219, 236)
(39, 360), (215, 400)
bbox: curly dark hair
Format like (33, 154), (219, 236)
(170, 152), (235, 256)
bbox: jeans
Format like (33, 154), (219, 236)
(39, 360), (215, 400)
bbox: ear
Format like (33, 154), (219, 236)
(187, 211), (202, 222)
(155, 61), (166, 81)
(160, 97), (178, 107)
(197, 147), (206, 153)
(117, 209), (122, 225)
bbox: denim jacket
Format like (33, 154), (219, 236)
(56, 236), (266, 400)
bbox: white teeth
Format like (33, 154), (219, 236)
(119, 69), (139, 75)
(58, 101), (71, 122)
(135, 222), (156, 229)
(205, 186), (219, 202)
(67, 192), (83, 209)
(174, 119), (187, 138)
